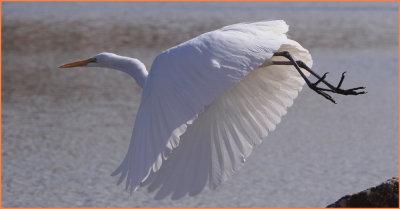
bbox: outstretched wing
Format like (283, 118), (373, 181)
(111, 20), (312, 194)
(142, 43), (312, 199)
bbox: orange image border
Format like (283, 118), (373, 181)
(0, 0), (398, 208)
(0, 0), (398, 1)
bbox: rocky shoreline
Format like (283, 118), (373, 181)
(327, 177), (399, 208)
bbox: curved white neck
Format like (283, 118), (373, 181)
(105, 56), (148, 88)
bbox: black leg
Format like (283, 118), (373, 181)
(272, 51), (366, 103)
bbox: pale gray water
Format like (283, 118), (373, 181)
(2, 2), (398, 207)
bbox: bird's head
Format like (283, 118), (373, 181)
(59, 52), (148, 88)
(59, 52), (118, 68)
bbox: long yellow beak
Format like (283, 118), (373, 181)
(59, 58), (94, 68)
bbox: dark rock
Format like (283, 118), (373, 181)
(327, 177), (398, 208)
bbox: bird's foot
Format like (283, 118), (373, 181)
(307, 71), (366, 103)
(271, 51), (366, 104)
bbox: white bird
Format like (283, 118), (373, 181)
(59, 20), (365, 200)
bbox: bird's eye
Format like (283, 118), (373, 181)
(89, 58), (97, 63)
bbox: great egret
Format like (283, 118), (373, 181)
(59, 20), (365, 199)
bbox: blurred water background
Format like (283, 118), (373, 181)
(2, 2), (398, 207)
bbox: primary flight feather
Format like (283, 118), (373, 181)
(59, 20), (365, 199)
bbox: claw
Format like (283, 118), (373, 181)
(335, 86), (366, 95)
(337, 72), (346, 88)
(318, 91), (336, 104)
(310, 87), (336, 104)
(347, 86), (365, 91)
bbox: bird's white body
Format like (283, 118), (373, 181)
(111, 20), (312, 199)
(61, 20), (313, 199)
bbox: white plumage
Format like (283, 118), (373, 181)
(60, 20), (313, 199)
(112, 20), (312, 198)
